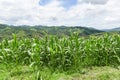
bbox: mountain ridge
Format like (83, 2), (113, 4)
(0, 24), (104, 40)
(102, 27), (120, 32)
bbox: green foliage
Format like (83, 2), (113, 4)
(0, 33), (120, 73)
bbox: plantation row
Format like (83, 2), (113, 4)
(0, 33), (120, 71)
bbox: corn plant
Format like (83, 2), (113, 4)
(0, 33), (120, 72)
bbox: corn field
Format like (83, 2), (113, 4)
(0, 33), (120, 72)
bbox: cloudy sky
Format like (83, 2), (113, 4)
(0, 0), (120, 29)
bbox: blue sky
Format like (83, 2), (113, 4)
(0, 0), (120, 29)
(39, 0), (51, 6)
(39, 0), (78, 9)
(61, 0), (78, 9)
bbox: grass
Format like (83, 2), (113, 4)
(0, 64), (70, 80)
(0, 64), (120, 80)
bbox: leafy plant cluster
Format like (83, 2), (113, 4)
(0, 33), (120, 72)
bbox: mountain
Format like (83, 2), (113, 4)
(0, 24), (104, 40)
(103, 27), (120, 32)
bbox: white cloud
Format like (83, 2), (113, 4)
(80, 0), (108, 4)
(0, 0), (120, 29)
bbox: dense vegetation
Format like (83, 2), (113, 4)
(0, 33), (120, 71)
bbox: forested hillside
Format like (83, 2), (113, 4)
(0, 24), (103, 40)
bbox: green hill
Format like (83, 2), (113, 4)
(0, 24), (103, 40)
